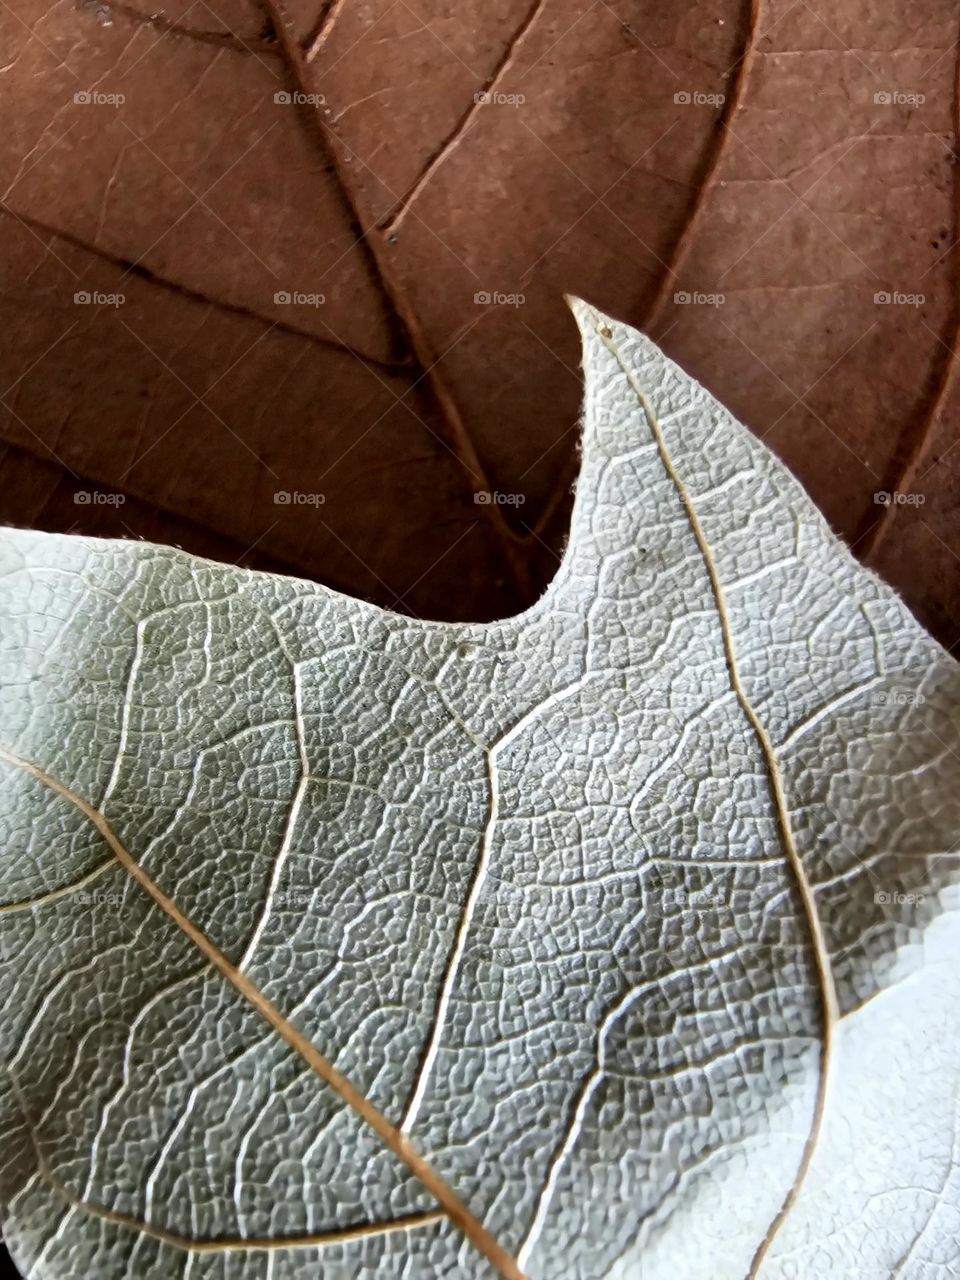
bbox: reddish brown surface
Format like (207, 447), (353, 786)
(0, 0), (957, 644)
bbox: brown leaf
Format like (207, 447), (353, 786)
(0, 0), (957, 643)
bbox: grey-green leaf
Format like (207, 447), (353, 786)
(1, 300), (958, 1280)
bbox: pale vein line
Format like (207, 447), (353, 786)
(238, 639), (309, 973)
(10, 941), (126, 1073)
(517, 945), (754, 1265)
(517, 983), (648, 1269)
(35, 1025), (107, 1134)
(398, 460), (634, 1142)
(723, 556), (798, 594)
(99, 593), (238, 811)
(83, 969), (208, 1203)
(778, 674), (885, 753)
(382, 0), (548, 233)
(232, 1095), (263, 1223)
(399, 673), (590, 1135)
(397, 743), (502, 1134)
(0, 857), (113, 913)
(231, 611), (316, 977)
(304, 0), (348, 62)
(143, 1062), (234, 1226)
(238, 774), (306, 974)
(593, 317), (840, 1279)
(628, 691), (735, 817)
(9, 1080), (445, 1255)
(0, 746), (525, 1280)
(101, 618), (147, 809)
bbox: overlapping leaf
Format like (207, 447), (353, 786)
(1, 304), (958, 1279)
(1, 0), (957, 636)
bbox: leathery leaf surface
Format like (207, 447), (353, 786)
(1, 301), (958, 1280)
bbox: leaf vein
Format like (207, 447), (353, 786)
(593, 313), (840, 1279)
(0, 745), (526, 1280)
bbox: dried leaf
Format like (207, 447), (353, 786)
(0, 0), (956, 637)
(1, 304), (957, 1279)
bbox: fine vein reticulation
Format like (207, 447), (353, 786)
(594, 318), (841, 1276)
(400, 669), (593, 1136)
(3, 303), (943, 1280)
(9, 1071), (444, 1256)
(0, 746), (526, 1280)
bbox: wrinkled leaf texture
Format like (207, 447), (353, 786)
(0, 0), (957, 640)
(1, 303), (959, 1280)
